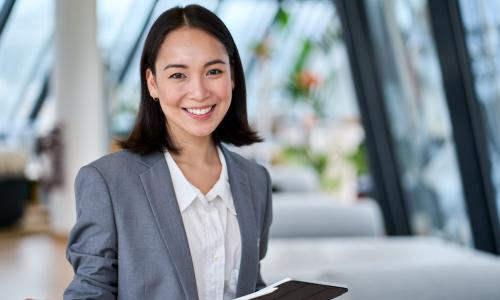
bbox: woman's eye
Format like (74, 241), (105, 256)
(207, 69), (222, 76)
(169, 73), (186, 79)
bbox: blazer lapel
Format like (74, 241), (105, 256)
(221, 146), (259, 297)
(139, 152), (198, 300)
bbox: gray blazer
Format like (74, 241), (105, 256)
(64, 145), (273, 300)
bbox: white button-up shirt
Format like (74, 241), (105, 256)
(164, 147), (242, 300)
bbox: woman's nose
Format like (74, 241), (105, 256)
(188, 77), (210, 101)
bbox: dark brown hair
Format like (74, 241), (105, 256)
(119, 4), (262, 154)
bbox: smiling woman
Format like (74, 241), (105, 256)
(119, 5), (261, 155)
(145, 27), (233, 141)
(64, 4), (272, 300)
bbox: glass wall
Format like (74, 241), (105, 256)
(0, 0), (53, 133)
(459, 0), (500, 230)
(0, 0), (365, 202)
(364, 0), (472, 245)
(227, 0), (363, 200)
(2, 0), (497, 242)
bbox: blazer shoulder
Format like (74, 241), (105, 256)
(223, 147), (269, 178)
(225, 148), (265, 172)
(84, 150), (152, 178)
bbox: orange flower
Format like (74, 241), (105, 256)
(297, 70), (321, 91)
(254, 39), (271, 60)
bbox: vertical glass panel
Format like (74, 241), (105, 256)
(365, 0), (472, 245)
(217, 0), (279, 68)
(98, 0), (156, 79)
(240, 0), (364, 201)
(459, 0), (500, 227)
(0, 0), (53, 131)
(98, 0), (135, 53)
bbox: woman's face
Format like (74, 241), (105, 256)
(146, 26), (233, 144)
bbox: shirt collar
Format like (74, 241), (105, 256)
(207, 146), (237, 215)
(164, 151), (198, 212)
(164, 146), (237, 215)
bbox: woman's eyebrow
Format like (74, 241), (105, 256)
(204, 59), (226, 67)
(163, 59), (226, 71)
(163, 63), (187, 71)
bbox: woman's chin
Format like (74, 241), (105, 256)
(187, 127), (216, 139)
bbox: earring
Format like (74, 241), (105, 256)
(153, 97), (159, 102)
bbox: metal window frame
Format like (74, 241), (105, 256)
(30, 0), (161, 122)
(29, 75), (49, 123)
(335, 0), (500, 253)
(21, 0), (500, 253)
(335, 0), (411, 235)
(428, 0), (500, 254)
(117, 0), (159, 83)
(0, 0), (15, 38)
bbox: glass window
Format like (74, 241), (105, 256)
(459, 0), (500, 229)
(98, 0), (135, 52)
(217, 0), (279, 69)
(365, 0), (472, 245)
(236, 0), (364, 201)
(98, 0), (156, 79)
(0, 0), (53, 132)
(0, 0), (153, 138)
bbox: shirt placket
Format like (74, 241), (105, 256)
(206, 197), (226, 300)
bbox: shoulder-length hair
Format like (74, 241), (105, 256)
(119, 4), (262, 155)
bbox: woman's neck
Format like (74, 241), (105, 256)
(170, 136), (219, 167)
(170, 136), (222, 194)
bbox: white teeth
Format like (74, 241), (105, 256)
(186, 106), (212, 115)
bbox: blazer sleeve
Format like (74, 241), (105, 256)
(64, 165), (118, 300)
(255, 166), (273, 291)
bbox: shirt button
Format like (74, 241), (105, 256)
(213, 255), (219, 261)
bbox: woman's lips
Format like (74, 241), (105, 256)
(182, 105), (215, 120)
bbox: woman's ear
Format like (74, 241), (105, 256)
(146, 68), (158, 98)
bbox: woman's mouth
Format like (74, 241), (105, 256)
(182, 105), (216, 119)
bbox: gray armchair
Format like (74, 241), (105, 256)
(270, 193), (385, 238)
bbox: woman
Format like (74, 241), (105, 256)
(64, 5), (272, 300)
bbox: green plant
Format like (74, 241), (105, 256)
(346, 142), (368, 176)
(284, 39), (326, 117)
(276, 7), (289, 29)
(279, 145), (350, 192)
(281, 146), (328, 177)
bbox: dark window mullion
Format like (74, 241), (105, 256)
(428, 0), (500, 254)
(335, 0), (411, 235)
(117, 0), (159, 84)
(0, 0), (16, 39)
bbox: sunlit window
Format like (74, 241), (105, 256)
(0, 0), (53, 132)
(365, 0), (472, 245)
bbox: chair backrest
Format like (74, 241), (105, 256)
(269, 193), (385, 238)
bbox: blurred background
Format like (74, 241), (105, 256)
(1, 0), (500, 299)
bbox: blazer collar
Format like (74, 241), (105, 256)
(220, 146), (259, 297)
(139, 145), (259, 298)
(139, 151), (198, 300)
